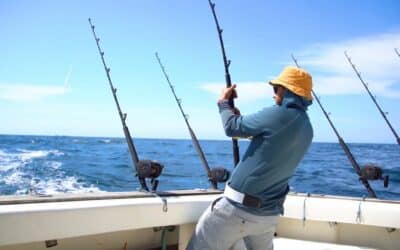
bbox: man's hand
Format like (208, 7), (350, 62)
(232, 107), (241, 115)
(219, 84), (237, 102)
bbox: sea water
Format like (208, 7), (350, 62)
(0, 134), (399, 200)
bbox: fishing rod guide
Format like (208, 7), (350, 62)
(88, 18), (163, 192)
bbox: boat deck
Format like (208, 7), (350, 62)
(274, 238), (376, 250)
(146, 237), (377, 250)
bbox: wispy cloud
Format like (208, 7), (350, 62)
(64, 65), (72, 89)
(199, 81), (273, 102)
(0, 66), (72, 102)
(295, 32), (400, 98)
(201, 32), (400, 101)
(0, 84), (71, 101)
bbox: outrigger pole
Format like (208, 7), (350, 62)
(291, 54), (378, 198)
(208, 0), (240, 167)
(155, 53), (230, 189)
(344, 51), (400, 145)
(395, 48), (400, 58)
(88, 18), (163, 192)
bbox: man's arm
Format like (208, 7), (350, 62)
(217, 84), (272, 138)
(218, 100), (271, 138)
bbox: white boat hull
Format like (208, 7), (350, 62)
(0, 191), (399, 249)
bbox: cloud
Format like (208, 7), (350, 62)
(0, 66), (73, 102)
(0, 84), (71, 101)
(64, 65), (72, 89)
(199, 81), (273, 102)
(295, 32), (400, 98)
(201, 32), (400, 101)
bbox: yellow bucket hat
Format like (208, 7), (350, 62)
(269, 66), (313, 100)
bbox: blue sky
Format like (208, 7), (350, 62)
(1, 0), (399, 143)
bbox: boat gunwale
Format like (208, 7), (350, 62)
(0, 190), (399, 205)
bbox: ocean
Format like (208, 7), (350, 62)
(0, 134), (399, 200)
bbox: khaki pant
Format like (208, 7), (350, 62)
(187, 197), (278, 250)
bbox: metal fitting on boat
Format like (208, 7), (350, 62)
(386, 228), (396, 233)
(328, 221), (338, 228)
(162, 197), (168, 212)
(302, 193), (311, 228)
(356, 197), (366, 223)
(45, 240), (58, 248)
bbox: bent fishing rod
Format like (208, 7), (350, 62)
(291, 54), (389, 198)
(88, 18), (163, 192)
(155, 53), (230, 189)
(208, 0), (240, 167)
(344, 51), (400, 146)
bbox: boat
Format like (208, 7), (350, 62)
(1, 5), (398, 250)
(0, 189), (399, 249)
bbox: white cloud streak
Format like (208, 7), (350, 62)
(296, 32), (400, 98)
(1, 66), (73, 102)
(64, 65), (73, 89)
(0, 84), (71, 101)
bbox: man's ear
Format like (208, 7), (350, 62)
(279, 86), (286, 96)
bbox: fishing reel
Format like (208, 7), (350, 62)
(136, 160), (164, 192)
(209, 167), (231, 186)
(361, 163), (389, 188)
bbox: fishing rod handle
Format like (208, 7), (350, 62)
(232, 139), (239, 165)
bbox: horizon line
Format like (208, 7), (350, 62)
(0, 133), (397, 145)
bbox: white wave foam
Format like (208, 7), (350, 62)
(18, 150), (49, 161)
(3, 171), (25, 185)
(44, 161), (62, 170)
(101, 139), (111, 144)
(0, 162), (20, 172)
(1, 148), (102, 196)
(18, 149), (64, 160)
(26, 176), (103, 195)
(0, 150), (10, 158)
(0, 150), (21, 171)
(0, 149), (64, 172)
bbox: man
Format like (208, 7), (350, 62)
(187, 66), (313, 250)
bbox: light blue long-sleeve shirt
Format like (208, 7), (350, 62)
(218, 90), (313, 215)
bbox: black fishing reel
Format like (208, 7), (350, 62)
(361, 163), (389, 188)
(136, 160), (164, 192)
(209, 167), (230, 186)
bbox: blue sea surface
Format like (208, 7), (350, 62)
(0, 134), (399, 200)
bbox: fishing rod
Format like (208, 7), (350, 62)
(155, 53), (230, 189)
(344, 51), (400, 146)
(291, 54), (389, 198)
(88, 18), (163, 192)
(395, 48), (400, 58)
(208, 0), (240, 167)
